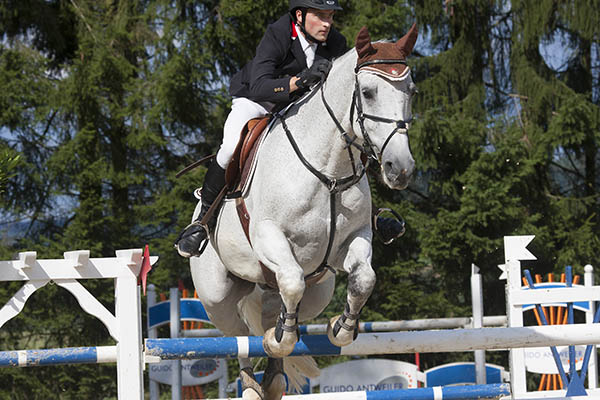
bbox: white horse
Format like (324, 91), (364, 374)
(190, 25), (418, 400)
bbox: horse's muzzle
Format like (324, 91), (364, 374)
(383, 159), (414, 190)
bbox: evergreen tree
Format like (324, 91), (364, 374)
(1, 0), (598, 397)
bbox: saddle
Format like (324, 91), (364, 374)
(225, 117), (271, 191)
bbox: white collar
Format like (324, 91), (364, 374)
(295, 24), (318, 52)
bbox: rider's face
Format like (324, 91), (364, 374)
(297, 9), (335, 42)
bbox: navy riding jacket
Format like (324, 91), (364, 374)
(229, 14), (348, 107)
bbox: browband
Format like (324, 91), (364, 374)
(355, 59), (407, 73)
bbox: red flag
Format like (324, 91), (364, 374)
(140, 244), (152, 295)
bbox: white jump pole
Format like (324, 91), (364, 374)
(170, 288), (182, 400)
(584, 264), (598, 389)
(145, 323), (600, 359)
(471, 264), (486, 385)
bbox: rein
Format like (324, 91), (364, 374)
(278, 57), (412, 280)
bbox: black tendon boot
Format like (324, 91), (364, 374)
(175, 161), (227, 258)
(373, 207), (406, 245)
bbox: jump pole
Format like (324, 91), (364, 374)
(145, 323), (600, 360)
(0, 346), (117, 367)
(225, 384), (511, 400)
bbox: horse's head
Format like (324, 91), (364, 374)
(352, 25), (418, 190)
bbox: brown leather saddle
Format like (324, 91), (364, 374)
(222, 117), (331, 290)
(225, 117), (270, 190)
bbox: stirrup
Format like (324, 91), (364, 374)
(174, 220), (210, 258)
(373, 207), (406, 245)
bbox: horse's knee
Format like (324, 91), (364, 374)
(348, 266), (376, 298)
(277, 270), (305, 306)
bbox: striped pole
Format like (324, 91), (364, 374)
(0, 346), (116, 367)
(182, 316), (508, 338)
(224, 384), (510, 399)
(145, 323), (600, 360)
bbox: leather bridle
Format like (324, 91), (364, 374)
(348, 59), (413, 164)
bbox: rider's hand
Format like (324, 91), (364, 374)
(295, 59), (332, 89)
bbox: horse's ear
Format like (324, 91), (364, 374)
(395, 23), (418, 58)
(355, 26), (375, 58)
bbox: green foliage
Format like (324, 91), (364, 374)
(0, 147), (20, 200)
(0, 0), (599, 396)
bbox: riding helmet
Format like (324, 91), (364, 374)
(289, 0), (343, 12)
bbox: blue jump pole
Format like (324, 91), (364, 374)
(227, 384), (511, 400)
(0, 346), (116, 367)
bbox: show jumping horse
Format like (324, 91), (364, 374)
(190, 24), (419, 400)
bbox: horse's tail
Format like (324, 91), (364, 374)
(283, 356), (320, 393)
(238, 289), (320, 394)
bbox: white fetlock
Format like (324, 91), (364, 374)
(327, 315), (356, 347)
(263, 327), (297, 358)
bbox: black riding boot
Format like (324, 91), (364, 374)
(373, 207), (406, 245)
(175, 161), (227, 258)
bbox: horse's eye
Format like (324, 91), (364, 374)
(362, 89), (375, 100)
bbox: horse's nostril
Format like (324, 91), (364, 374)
(384, 161), (393, 174)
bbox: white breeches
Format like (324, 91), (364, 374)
(216, 97), (270, 168)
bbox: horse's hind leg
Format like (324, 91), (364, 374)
(253, 220), (305, 358)
(327, 232), (376, 346)
(261, 358), (286, 400)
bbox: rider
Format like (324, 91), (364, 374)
(176, 0), (404, 258)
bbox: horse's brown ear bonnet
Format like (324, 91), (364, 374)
(355, 23), (418, 79)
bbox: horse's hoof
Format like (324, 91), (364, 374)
(262, 373), (286, 400)
(327, 315), (355, 347)
(263, 327), (296, 358)
(243, 388), (264, 400)
(240, 367), (264, 400)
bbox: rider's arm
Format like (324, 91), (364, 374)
(249, 24), (298, 103)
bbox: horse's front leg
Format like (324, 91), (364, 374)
(327, 232), (376, 347)
(253, 220), (305, 358)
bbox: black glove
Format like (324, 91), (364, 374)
(295, 59), (332, 89)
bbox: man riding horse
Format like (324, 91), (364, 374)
(175, 0), (405, 258)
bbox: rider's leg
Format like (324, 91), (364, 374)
(216, 97), (271, 168)
(175, 159), (227, 257)
(175, 97), (269, 258)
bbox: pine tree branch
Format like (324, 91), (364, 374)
(406, 186), (430, 201)
(550, 160), (586, 182)
(69, 0), (97, 42)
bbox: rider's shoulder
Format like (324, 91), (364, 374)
(265, 14), (295, 38)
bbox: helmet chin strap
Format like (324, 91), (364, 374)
(297, 9), (324, 44)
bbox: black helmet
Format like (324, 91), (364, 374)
(289, 0), (343, 12)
